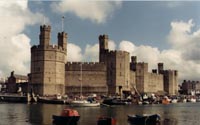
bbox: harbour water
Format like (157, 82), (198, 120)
(0, 102), (199, 125)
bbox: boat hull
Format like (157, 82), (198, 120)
(0, 94), (28, 103)
(97, 116), (116, 125)
(70, 100), (100, 107)
(37, 97), (66, 104)
(128, 114), (160, 125)
(102, 99), (128, 105)
(52, 115), (80, 125)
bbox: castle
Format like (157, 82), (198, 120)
(29, 25), (178, 96)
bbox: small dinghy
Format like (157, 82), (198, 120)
(52, 108), (80, 125)
(127, 114), (160, 125)
(97, 116), (116, 125)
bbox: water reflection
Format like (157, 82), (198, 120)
(0, 103), (200, 125)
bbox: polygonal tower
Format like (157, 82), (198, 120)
(99, 34), (109, 63)
(30, 25), (67, 96)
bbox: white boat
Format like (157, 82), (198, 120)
(70, 100), (100, 107)
(70, 63), (100, 107)
(171, 99), (178, 103)
(188, 98), (196, 103)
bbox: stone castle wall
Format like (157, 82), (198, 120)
(30, 25), (178, 96)
(145, 72), (163, 93)
(135, 62), (148, 93)
(65, 62), (108, 95)
(31, 45), (66, 95)
(104, 50), (131, 95)
(163, 70), (178, 95)
(130, 70), (136, 93)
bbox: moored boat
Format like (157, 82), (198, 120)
(70, 99), (100, 107)
(37, 97), (66, 104)
(52, 108), (80, 125)
(97, 116), (116, 125)
(0, 94), (28, 103)
(127, 114), (161, 125)
(188, 98), (196, 103)
(162, 96), (170, 104)
(101, 98), (129, 106)
(171, 99), (178, 103)
(37, 94), (68, 104)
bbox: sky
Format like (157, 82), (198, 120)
(1, 0), (200, 83)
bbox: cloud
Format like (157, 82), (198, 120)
(119, 41), (160, 71)
(117, 19), (200, 82)
(67, 43), (83, 62)
(68, 40), (115, 62)
(51, 0), (122, 24)
(108, 40), (116, 50)
(168, 19), (194, 49)
(167, 19), (200, 62)
(0, 0), (45, 77)
(83, 44), (99, 62)
(166, 19), (200, 81)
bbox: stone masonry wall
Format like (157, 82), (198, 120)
(65, 62), (108, 95)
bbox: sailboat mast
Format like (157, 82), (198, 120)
(80, 63), (82, 97)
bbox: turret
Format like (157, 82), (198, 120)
(158, 63), (164, 74)
(99, 34), (109, 62)
(58, 32), (67, 50)
(99, 34), (108, 51)
(131, 56), (137, 63)
(39, 25), (51, 46)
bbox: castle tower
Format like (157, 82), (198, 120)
(30, 25), (66, 96)
(130, 56), (137, 71)
(58, 32), (67, 50)
(131, 56), (137, 63)
(39, 25), (51, 46)
(163, 70), (178, 95)
(158, 63), (164, 74)
(99, 34), (109, 62)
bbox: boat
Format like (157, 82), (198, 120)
(70, 63), (100, 107)
(0, 93), (28, 103)
(37, 94), (67, 104)
(188, 98), (196, 103)
(70, 99), (100, 107)
(97, 116), (116, 125)
(101, 98), (129, 106)
(52, 108), (80, 125)
(127, 114), (161, 125)
(37, 97), (66, 104)
(162, 96), (170, 104)
(171, 99), (178, 103)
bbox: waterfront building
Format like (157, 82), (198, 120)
(7, 71), (28, 93)
(29, 25), (178, 96)
(181, 80), (200, 95)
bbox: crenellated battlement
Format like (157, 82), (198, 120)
(31, 44), (66, 53)
(66, 61), (105, 66)
(162, 69), (178, 75)
(108, 50), (129, 55)
(99, 34), (108, 41)
(65, 61), (106, 71)
(136, 62), (148, 65)
(58, 32), (67, 37)
(40, 25), (51, 31)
